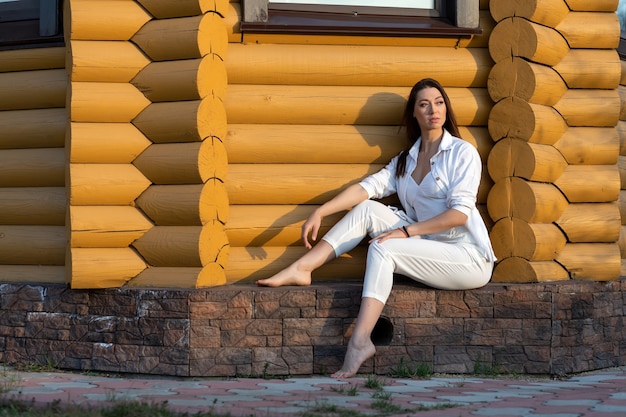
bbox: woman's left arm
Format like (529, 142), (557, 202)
(371, 208), (467, 243)
(403, 208), (467, 237)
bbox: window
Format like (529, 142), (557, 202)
(241, 0), (481, 37)
(0, 0), (63, 50)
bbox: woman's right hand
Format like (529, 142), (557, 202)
(302, 210), (323, 249)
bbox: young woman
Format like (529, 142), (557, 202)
(257, 78), (496, 378)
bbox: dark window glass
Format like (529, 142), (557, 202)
(0, 0), (64, 50)
(241, 0), (481, 38)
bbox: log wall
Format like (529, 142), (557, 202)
(619, 60), (626, 274)
(487, 0), (622, 282)
(222, 0), (496, 283)
(0, 0), (622, 288)
(65, 0), (230, 288)
(0, 45), (67, 284)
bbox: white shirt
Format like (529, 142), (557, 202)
(359, 129), (496, 262)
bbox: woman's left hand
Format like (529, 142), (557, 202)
(369, 228), (408, 244)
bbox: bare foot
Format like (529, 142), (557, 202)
(256, 263), (312, 287)
(330, 340), (376, 378)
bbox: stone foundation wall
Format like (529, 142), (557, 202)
(0, 279), (624, 377)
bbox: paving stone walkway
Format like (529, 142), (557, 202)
(1, 366), (625, 416)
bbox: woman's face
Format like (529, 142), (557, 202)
(413, 86), (447, 132)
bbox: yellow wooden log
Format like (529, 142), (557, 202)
(554, 165), (620, 203)
(196, 262), (228, 287)
(226, 205), (345, 247)
(136, 181), (230, 226)
(227, 163), (490, 206)
(131, 55), (227, 102)
(0, 108), (66, 149)
(620, 85), (626, 121)
(68, 247), (147, 288)
(620, 191), (626, 225)
(564, 0), (619, 12)
(226, 124), (405, 164)
(225, 124), (492, 163)
(553, 89), (621, 128)
(70, 206), (153, 248)
(488, 57), (567, 106)
(488, 17), (569, 66)
(69, 122), (152, 164)
(226, 43), (492, 87)
(69, 40), (150, 83)
(489, 218), (566, 261)
(619, 121), (626, 155)
(619, 156), (626, 188)
(556, 243), (621, 281)
(619, 225), (626, 257)
(136, 0), (230, 18)
(489, 0), (570, 27)
(129, 265), (227, 288)
(70, 82), (151, 123)
(132, 223), (228, 267)
(488, 97), (568, 144)
(491, 257), (569, 283)
(477, 170), (492, 206)
(66, 0), (152, 41)
(226, 85), (492, 126)
(227, 164), (381, 205)
(487, 177), (569, 223)
(128, 267), (202, 288)
(553, 127), (619, 165)
(621, 61), (626, 86)
(0, 69), (66, 111)
(133, 138), (227, 184)
(131, 13), (228, 61)
(555, 203), (620, 243)
(487, 139), (568, 183)
(226, 2), (241, 43)
(0, 187), (65, 226)
(0, 148), (64, 187)
(0, 47), (65, 73)
(478, 204), (493, 230)
(556, 12), (620, 49)
(69, 164), (151, 205)
(132, 97), (227, 143)
(0, 226), (65, 265)
(0, 265), (65, 284)
(225, 246), (367, 283)
(554, 49), (621, 90)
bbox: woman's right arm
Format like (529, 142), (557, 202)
(302, 183), (369, 249)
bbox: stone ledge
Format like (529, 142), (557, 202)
(0, 279), (624, 377)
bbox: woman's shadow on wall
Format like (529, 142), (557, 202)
(241, 91), (408, 281)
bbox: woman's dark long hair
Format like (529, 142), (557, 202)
(395, 78), (460, 178)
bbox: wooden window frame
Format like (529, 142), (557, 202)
(241, 0), (481, 38)
(0, 0), (64, 50)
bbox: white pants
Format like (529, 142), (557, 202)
(322, 200), (493, 304)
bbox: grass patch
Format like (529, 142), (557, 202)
(363, 374), (385, 391)
(0, 398), (236, 417)
(330, 383), (359, 396)
(388, 358), (432, 379)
